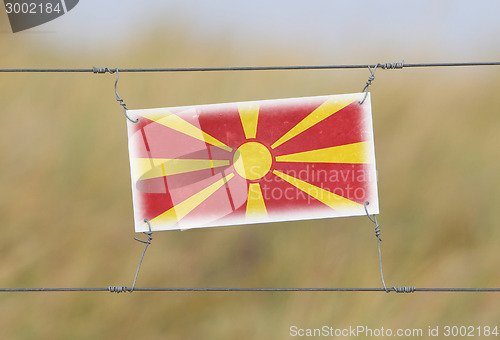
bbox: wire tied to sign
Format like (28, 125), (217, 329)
(359, 61), (404, 105)
(113, 69), (139, 123)
(359, 64), (378, 105)
(129, 219), (154, 292)
(107, 219), (154, 293)
(92, 66), (139, 123)
(364, 201), (388, 292)
(364, 201), (414, 294)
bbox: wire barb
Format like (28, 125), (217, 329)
(108, 286), (129, 293)
(92, 67), (114, 74)
(379, 61), (404, 70)
(391, 286), (415, 293)
(3, 61), (498, 73)
(3, 287), (500, 293)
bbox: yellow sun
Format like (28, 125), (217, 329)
(233, 142), (272, 180)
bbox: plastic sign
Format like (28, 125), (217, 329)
(127, 93), (379, 232)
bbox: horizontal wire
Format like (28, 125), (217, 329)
(1, 61), (499, 294)
(1, 287), (500, 293)
(0, 62), (500, 73)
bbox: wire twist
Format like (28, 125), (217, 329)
(359, 64), (378, 105)
(392, 286), (415, 293)
(379, 61), (404, 69)
(92, 67), (115, 74)
(108, 286), (129, 293)
(358, 61), (404, 105)
(4, 287), (500, 293)
(364, 201), (382, 241)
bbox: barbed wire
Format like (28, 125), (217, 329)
(1, 287), (499, 293)
(1, 60), (499, 294)
(0, 61), (499, 73)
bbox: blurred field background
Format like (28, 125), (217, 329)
(1, 2), (500, 339)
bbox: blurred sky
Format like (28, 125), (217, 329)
(2, 0), (500, 63)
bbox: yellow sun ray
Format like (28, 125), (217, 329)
(275, 142), (371, 164)
(238, 103), (260, 139)
(137, 109), (232, 152)
(148, 173), (235, 228)
(246, 183), (267, 220)
(270, 95), (359, 149)
(135, 158), (230, 180)
(272, 170), (362, 210)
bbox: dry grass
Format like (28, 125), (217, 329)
(1, 21), (500, 339)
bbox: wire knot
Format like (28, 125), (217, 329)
(391, 286), (415, 293)
(380, 61), (404, 70)
(92, 67), (116, 74)
(362, 70), (376, 92)
(108, 286), (129, 293)
(134, 231), (153, 245)
(365, 73), (375, 87)
(364, 201), (382, 242)
(374, 224), (382, 241)
(359, 64), (378, 105)
(134, 219), (153, 245)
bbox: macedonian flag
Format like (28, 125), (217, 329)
(126, 93), (379, 232)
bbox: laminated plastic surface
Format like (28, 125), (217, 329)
(127, 93), (379, 232)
